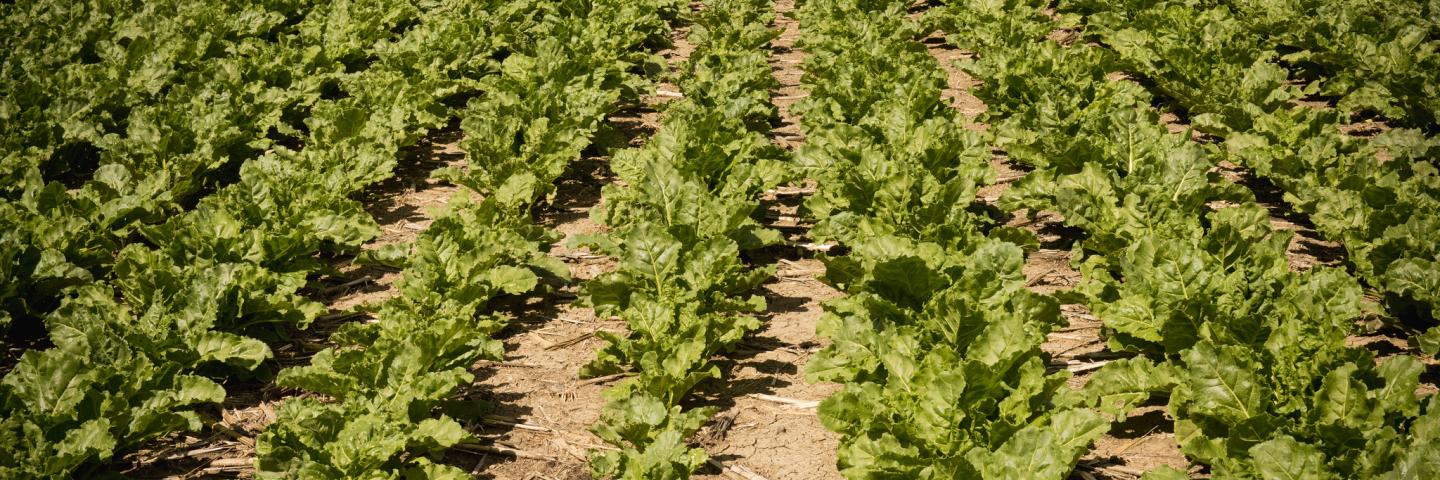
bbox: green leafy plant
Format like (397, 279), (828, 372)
(793, 1), (1110, 478)
(939, 0), (1440, 476)
(258, 1), (669, 477)
(1, 1), (531, 475)
(575, 1), (785, 477)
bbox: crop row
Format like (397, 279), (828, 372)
(1166, 0), (1437, 128)
(572, 0), (788, 476)
(0, 0), (509, 475)
(1062, 0), (1440, 356)
(0, 0), (674, 476)
(254, 1), (670, 477)
(935, 0), (1439, 476)
(1, 0), (379, 347)
(791, 0), (1110, 478)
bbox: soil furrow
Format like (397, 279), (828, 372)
(691, 1), (845, 478)
(468, 19), (696, 480)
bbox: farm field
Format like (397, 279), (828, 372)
(2, 0), (1438, 479)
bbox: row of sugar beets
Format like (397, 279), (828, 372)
(256, 0), (675, 477)
(791, 0), (1114, 478)
(0, 0), (431, 348)
(1062, 0), (1440, 357)
(933, 0), (1440, 477)
(0, 1), (527, 476)
(572, 0), (790, 477)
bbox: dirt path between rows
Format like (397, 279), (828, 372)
(463, 18), (697, 479)
(689, 0), (845, 478)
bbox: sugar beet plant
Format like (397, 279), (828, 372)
(573, 0), (787, 477)
(936, 0), (1440, 476)
(256, 0), (671, 477)
(791, 0), (1110, 478)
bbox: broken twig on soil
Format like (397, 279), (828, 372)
(747, 393), (820, 409)
(577, 372), (630, 386)
(707, 458), (772, 480)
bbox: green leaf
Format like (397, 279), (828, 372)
(1249, 436), (1335, 480)
(484, 265), (540, 296)
(1068, 357), (1177, 417)
(1181, 342), (1266, 425)
(195, 331), (272, 369)
(493, 171), (538, 208)
(969, 409), (1109, 480)
(1141, 466), (1191, 480)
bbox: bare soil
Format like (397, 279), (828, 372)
(696, 0), (847, 476)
